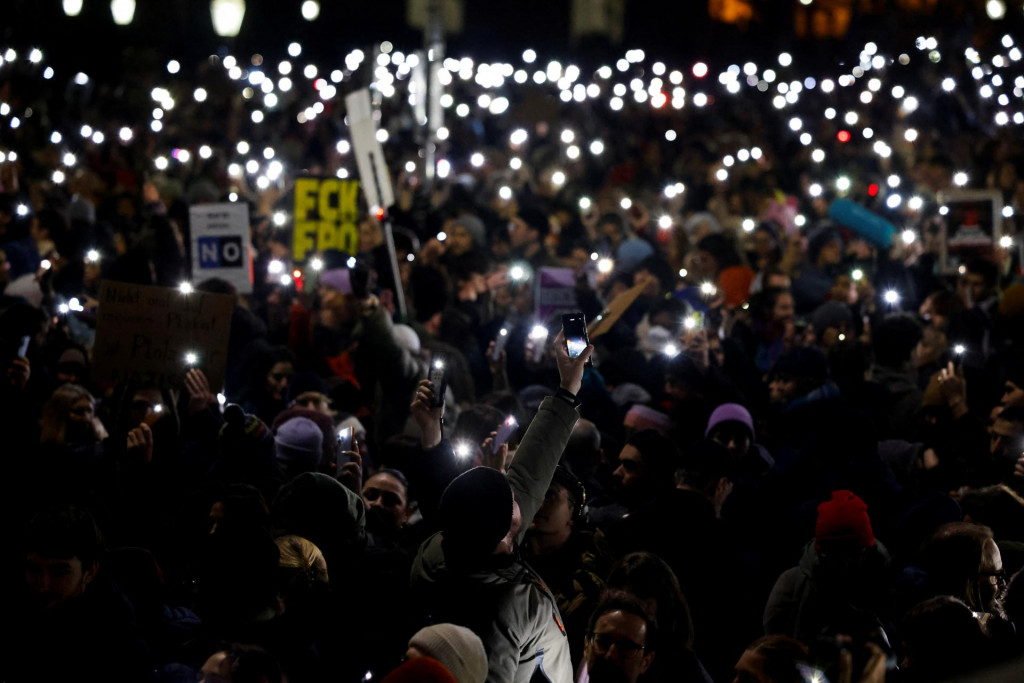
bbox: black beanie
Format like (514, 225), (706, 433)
(439, 467), (513, 560)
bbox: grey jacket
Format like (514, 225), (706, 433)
(411, 395), (580, 683)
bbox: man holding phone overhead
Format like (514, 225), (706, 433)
(410, 330), (592, 683)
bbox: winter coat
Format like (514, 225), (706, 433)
(411, 396), (580, 683)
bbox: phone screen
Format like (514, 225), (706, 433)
(17, 335), (30, 358)
(337, 426), (354, 454)
(493, 414), (518, 453)
(428, 354), (448, 407)
(561, 313), (592, 365)
(492, 327), (509, 362)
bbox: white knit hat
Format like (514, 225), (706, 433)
(408, 624), (488, 683)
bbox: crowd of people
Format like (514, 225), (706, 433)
(5, 9), (1024, 683)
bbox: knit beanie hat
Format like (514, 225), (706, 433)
(815, 490), (875, 549)
(811, 300), (854, 333)
(452, 215), (486, 249)
(382, 657), (458, 683)
(274, 417), (324, 479)
(439, 467), (513, 561)
(705, 403), (755, 440)
(718, 265), (756, 307)
(624, 405), (673, 435)
(408, 624), (488, 683)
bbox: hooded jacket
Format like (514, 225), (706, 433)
(411, 396), (580, 683)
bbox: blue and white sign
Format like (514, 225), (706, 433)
(189, 202), (253, 293)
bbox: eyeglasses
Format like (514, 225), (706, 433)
(589, 632), (645, 658)
(363, 487), (403, 508)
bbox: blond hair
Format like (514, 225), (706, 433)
(39, 384), (97, 445)
(275, 535), (329, 585)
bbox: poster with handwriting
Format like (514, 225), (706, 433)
(93, 281), (234, 390)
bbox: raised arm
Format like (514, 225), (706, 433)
(507, 330), (592, 541)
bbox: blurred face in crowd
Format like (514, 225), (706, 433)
(989, 416), (1024, 462)
(769, 373), (799, 405)
(585, 609), (654, 683)
(710, 422), (752, 458)
(977, 538), (1005, 613)
(358, 218), (383, 252)
(772, 292), (795, 323)
(1003, 381), (1024, 407)
(530, 483), (574, 540)
(25, 552), (97, 610)
(614, 445), (646, 491)
(362, 472), (410, 534)
(764, 272), (791, 290)
(266, 362), (293, 401)
(963, 272), (991, 305)
(68, 396), (95, 427)
(817, 239), (842, 267)
(829, 274), (853, 304)
(508, 216), (536, 249)
(914, 327), (947, 368)
(752, 229), (776, 260)
(449, 223), (475, 256)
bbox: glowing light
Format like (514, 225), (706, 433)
(692, 62), (708, 78)
(590, 140), (604, 155)
(659, 215), (673, 230)
(211, 0), (246, 37)
(901, 229), (916, 244)
(953, 171), (969, 187)
(110, 0), (136, 25)
(178, 281), (194, 295)
(300, 0), (319, 20)
(700, 282), (717, 296)
(1000, 235), (1014, 248)
(184, 352), (199, 365)
(579, 197), (592, 211)
(470, 152), (485, 168)
(742, 218), (756, 232)
(597, 258), (614, 274)
(884, 290), (900, 305)
(836, 176), (851, 192)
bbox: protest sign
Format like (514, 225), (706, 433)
(93, 281), (234, 390)
(345, 88), (395, 211)
(189, 202), (253, 293)
(292, 178), (361, 262)
(535, 267), (577, 323)
(937, 189), (1003, 274)
(587, 274), (653, 339)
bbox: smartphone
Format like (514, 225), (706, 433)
(428, 353), (448, 408)
(492, 327), (510, 362)
(561, 313), (593, 366)
(336, 426), (354, 468)
(17, 335), (30, 358)
(493, 414), (518, 453)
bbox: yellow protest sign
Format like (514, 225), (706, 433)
(292, 177), (360, 261)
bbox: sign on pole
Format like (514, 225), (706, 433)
(345, 88), (395, 211)
(292, 178), (361, 261)
(93, 281), (234, 390)
(190, 202), (253, 293)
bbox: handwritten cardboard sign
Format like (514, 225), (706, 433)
(292, 177), (361, 262)
(93, 281), (234, 390)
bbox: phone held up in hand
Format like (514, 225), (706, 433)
(491, 327), (510, 362)
(336, 426), (354, 467)
(561, 313), (593, 367)
(493, 414), (518, 453)
(428, 353), (448, 407)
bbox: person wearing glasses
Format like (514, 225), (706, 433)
(581, 596), (657, 683)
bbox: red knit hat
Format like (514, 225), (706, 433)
(382, 657), (459, 683)
(718, 265), (756, 307)
(815, 490), (875, 549)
